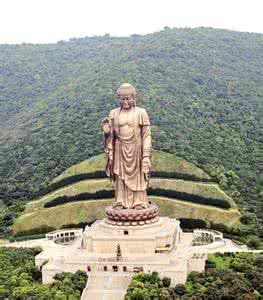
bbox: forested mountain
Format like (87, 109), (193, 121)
(0, 27), (262, 231)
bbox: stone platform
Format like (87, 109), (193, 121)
(31, 216), (248, 299)
(83, 217), (180, 255)
(29, 219), (248, 300)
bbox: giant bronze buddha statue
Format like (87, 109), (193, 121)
(102, 83), (152, 211)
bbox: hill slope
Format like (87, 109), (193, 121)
(13, 198), (240, 233)
(52, 150), (211, 184)
(24, 178), (236, 213)
(0, 27), (262, 227)
(12, 151), (240, 233)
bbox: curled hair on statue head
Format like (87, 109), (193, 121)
(117, 83), (136, 97)
(117, 83), (137, 106)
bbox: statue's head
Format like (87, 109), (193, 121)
(117, 83), (136, 109)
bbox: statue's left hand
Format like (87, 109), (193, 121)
(142, 157), (151, 174)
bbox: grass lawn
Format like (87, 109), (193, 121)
(13, 197), (240, 234)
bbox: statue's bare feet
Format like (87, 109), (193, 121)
(133, 204), (145, 210)
(113, 203), (124, 210)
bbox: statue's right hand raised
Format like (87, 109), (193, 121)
(101, 117), (111, 134)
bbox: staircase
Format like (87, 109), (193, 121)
(81, 272), (132, 300)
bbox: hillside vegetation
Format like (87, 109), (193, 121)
(0, 27), (263, 236)
(12, 197), (240, 233)
(13, 151), (240, 234)
(24, 177), (236, 213)
(185, 253), (263, 298)
(0, 247), (87, 299)
(125, 253), (263, 299)
(52, 150), (211, 184)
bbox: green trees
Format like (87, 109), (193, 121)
(162, 276), (171, 288)
(240, 213), (257, 225)
(125, 272), (189, 299)
(247, 236), (261, 249)
(174, 284), (187, 298)
(185, 253), (263, 299)
(125, 254), (263, 299)
(0, 247), (87, 299)
(125, 272), (170, 299)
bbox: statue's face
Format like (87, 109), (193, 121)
(117, 90), (135, 109)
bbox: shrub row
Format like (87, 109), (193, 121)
(179, 218), (208, 230)
(34, 171), (214, 202)
(9, 233), (46, 242)
(151, 171), (214, 182)
(44, 190), (113, 208)
(60, 220), (96, 229)
(148, 187), (231, 209)
(13, 225), (56, 237)
(44, 187), (230, 209)
(34, 172), (106, 199)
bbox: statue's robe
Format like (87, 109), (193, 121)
(105, 106), (151, 209)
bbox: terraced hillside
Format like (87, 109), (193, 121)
(12, 150), (240, 234)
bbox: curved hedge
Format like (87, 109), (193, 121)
(148, 188), (231, 209)
(44, 190), (113, 208)
(179, 218), (208, 229)
(34, 171), (106, 199)
(36, 171), (215, 202)
(13, 225), (56, 237)
(60, 220), (96, 229)
(44, 187), (230, 209)
(151, 172), (214, 182)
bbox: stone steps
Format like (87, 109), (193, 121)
(81, 272), (132, 300)
(82, 289), (126, 300)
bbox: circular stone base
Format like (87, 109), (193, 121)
(105, 203), (159, 226)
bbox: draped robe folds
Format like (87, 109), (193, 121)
(104, 106), (152, 209)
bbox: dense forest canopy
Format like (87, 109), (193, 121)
(0, 27), (262, 230)
(125, 253), (263, 299)
(0, 247), (87, 299)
